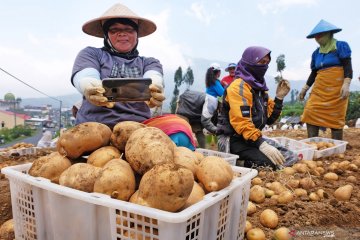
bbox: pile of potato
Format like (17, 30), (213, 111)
(0, 142), (34, 153)
(244, 157), (358, 240)
(28, 121), (235, 213)
(304, 141), (335, 150)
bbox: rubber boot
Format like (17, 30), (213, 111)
(331, 128), (343, 140)
(306, 123), (319, 138)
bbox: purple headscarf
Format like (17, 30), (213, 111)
(235, 46), (271, 91)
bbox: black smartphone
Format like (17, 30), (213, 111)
(102, 78), (152, 102)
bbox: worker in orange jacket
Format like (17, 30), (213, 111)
(217, 46), (290, 169)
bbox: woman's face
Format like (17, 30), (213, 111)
(257, 54), (271, 65)
(108, 22), (138, 53)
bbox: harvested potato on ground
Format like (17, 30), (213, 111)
(259, 209), (278, 229)
(110, 121), (146, 152)
(57, 122), (112, 159)
(245, 220), (252, 233)
(174, 146), (200, 176)
(87, 146), (121, 167)
(29, 151), (71, 183)
(247, 228), (265, 240)
(247, 201), (257, 215)
(196, 156), (233, 192)
(299, 177), (315, 190)
(94, 159), (135, 200)
(180, 181), (205, 210)
(135, 163), (194, 212)
(125, 127), (175, 175)
(273, 227), (291, 240)
(0, 219), (15, 240)
(334, 184), (353, 201)
(59, 163), (102, 192)
(249, 185), (265, 203)
(277, 191), (294, 204)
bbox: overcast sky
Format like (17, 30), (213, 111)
(0, 0), (359, 100)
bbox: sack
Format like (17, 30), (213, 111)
(176, 90), (205, 122)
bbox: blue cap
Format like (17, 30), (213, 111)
(225, 63), (236, 72)
(306, 19), (342, 39)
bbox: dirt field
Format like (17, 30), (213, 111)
(0, 128), (359, 239)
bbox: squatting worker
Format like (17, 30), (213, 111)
(71, 3), (165, 129)
(299, 19), (353, 140)
(217, 46), (291, 169)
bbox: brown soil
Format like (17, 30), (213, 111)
(247, 128), (360, 239)
(1, 129), (359, 239)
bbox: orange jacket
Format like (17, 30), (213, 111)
(221, 78), (283, 145)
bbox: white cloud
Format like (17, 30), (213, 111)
(257, 0), (319, 14)
(186, 2), (214, 25)
(139, 9), (192, 72)
(282, 58), (311, 80)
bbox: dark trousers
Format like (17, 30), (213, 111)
(230, 135), (276, 169)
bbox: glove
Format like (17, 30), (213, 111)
(147, 84), (165, 108)
(259, 141), (285, 166)
(275, 79), (291, 100)
(340, 78), (351, 99)
(298, 85), (310, 101)
(84, 81), (115, 108)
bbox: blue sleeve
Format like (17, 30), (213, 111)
(310, 49), (318, 71)
(214, 80), (225, 97)
(336, 41), (351, 59)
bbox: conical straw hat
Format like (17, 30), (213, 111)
(82, 3), (156, 38)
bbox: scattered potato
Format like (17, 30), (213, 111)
(273, 227), (291, 240)
(245, 220), (252, 233)
(247, 201), (257, 215)
(251, 177), (263, 185)
(259, 209), (278, 229)
(247, 228), (266, 240)
(294, 188), (308, 197)
(29, 152), (71, 183)
(324, 172), (339, 181)
(0, 219), (15, 240)
(334, 184), (353, 201)
(299, 178), (315, 190)
(309, 192), (320, 201)
(346, 176), (357, 183)
(249, 185), (265, 203)
(277, 191), (294, 204)
(282, 167), (295, 175)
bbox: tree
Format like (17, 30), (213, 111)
(170, 67), (183, 113)
(275, 54), (286, 84)
(183, 67), (194, 89)
(290, 89), (299, 104)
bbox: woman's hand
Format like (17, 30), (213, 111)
(276, 79), (291, 100)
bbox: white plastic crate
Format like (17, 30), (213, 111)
(2, 162), (257, 240)
(299, 137), (348, 159)
(272, 137), (315, 161)
(195, 148), (238, 166)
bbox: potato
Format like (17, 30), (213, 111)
(299, 178), (315, 190)
(247, 201), (257, 215)
(194, 151), (205, 162)
(269, 182), (288, 195)
(174, 146), (200, 176)
(125, 127), (175, 175)
(196, 156), (233, 192)
(287, 179), (299, 189)
(135, 163), (194, 212)
(59, 163), (102, 192)
(29, 152), (71, 183)
(259, 209), (278, 229)
(316, 189), (325, 199)
(123, 226), (158, 240)
(282, 167), (295, 175)
(129, 190), (139, 203)
(110, 121), (146, 152)
(309, 192), (320, 201)
(245, 220), (253, 233)
(294, 188), (308, 197)
(87, 146), (121, 167)
(251, 177), (263, 185)
(0, 219), (15, 240)
(265, 189), (275, 198)
(338, 161), (350, 170)
(249, 185), (265, 203)
(277, 191), (294, 204)
(180, 182), (205, 210)
(94, 159), (135, 201)
(273, 227), (291, 240)
(324, 172), (338, 181)
(334, 184), (353, 201)
(57, 122), (112, 159)
(292, 163), (308, 173)
(346, 176), (357, 183)
(247, 228), (265, 240)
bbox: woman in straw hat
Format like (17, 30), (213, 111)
(71, 3), (165, 129)
(299, 19), (353, 140)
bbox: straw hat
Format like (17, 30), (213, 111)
(82, 3), (157, 38)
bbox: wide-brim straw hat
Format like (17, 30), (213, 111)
(82, 3), (157, 38)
